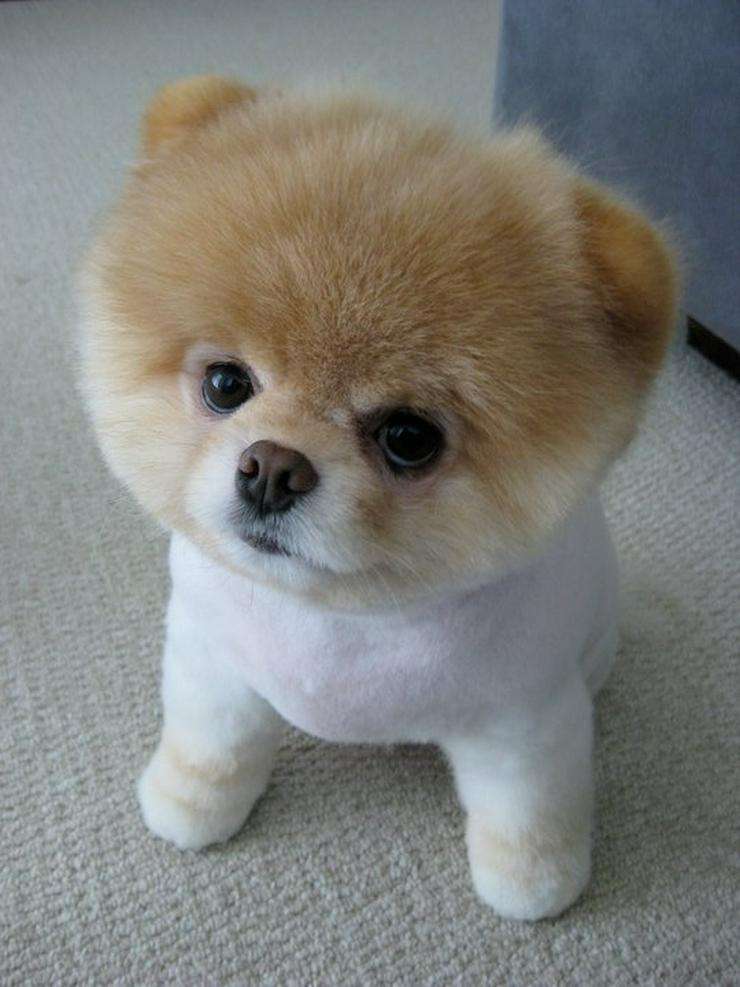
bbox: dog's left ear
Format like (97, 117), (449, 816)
(142, 75), (257, 157)
(575, 180), (679, 389)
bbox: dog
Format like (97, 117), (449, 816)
(79, 76), (677, 920)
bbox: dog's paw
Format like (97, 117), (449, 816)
(466, 814), (591, 921)
(137, 742), (268, 850)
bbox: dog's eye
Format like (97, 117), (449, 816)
(376, 411), (443, 471)
(202, 363), (253, 413)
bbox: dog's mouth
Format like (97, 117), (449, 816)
(229, 507), (330, 572)
(241, 531), (292, 557)
(237, 528), (335, 575)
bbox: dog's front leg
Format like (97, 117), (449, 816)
(138, 597), (283, 850)
(442, 676), (594, 921)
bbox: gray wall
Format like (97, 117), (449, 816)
(494, 0), (740, 350)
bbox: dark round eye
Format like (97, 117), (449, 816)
(202, 363), (253, 413)
(376, 410), (443, 471)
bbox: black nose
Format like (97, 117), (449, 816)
(236, 440), (318, 515)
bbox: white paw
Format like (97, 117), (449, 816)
(137, 742), (269, 850)
(466, 814), (591, 921)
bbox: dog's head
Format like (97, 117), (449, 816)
(80, 77), (677, 606)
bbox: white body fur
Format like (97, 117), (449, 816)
(140, 494), (618, 920)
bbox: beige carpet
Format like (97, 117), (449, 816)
(2, 2), (739, 985)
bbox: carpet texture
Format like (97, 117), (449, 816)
(1, 2), (738, 985)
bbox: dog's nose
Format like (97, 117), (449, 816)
(236, 440), (318, 515)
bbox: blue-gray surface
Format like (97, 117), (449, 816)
(495, 0), (740, 349)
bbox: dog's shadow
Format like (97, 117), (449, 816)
(244, 734), (457, 842)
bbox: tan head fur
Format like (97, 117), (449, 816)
(80, 77), (678, 607)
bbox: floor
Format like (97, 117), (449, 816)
(1, 2), (738, 984)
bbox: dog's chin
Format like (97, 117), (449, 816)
(225, 512), (365, 580)
(226, 526), (332, 585)
(216, 523), (394, 607)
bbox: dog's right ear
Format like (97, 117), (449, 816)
(142, 75), (257, 157)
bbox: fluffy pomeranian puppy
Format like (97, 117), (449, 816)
(80, 77), (677, 920)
